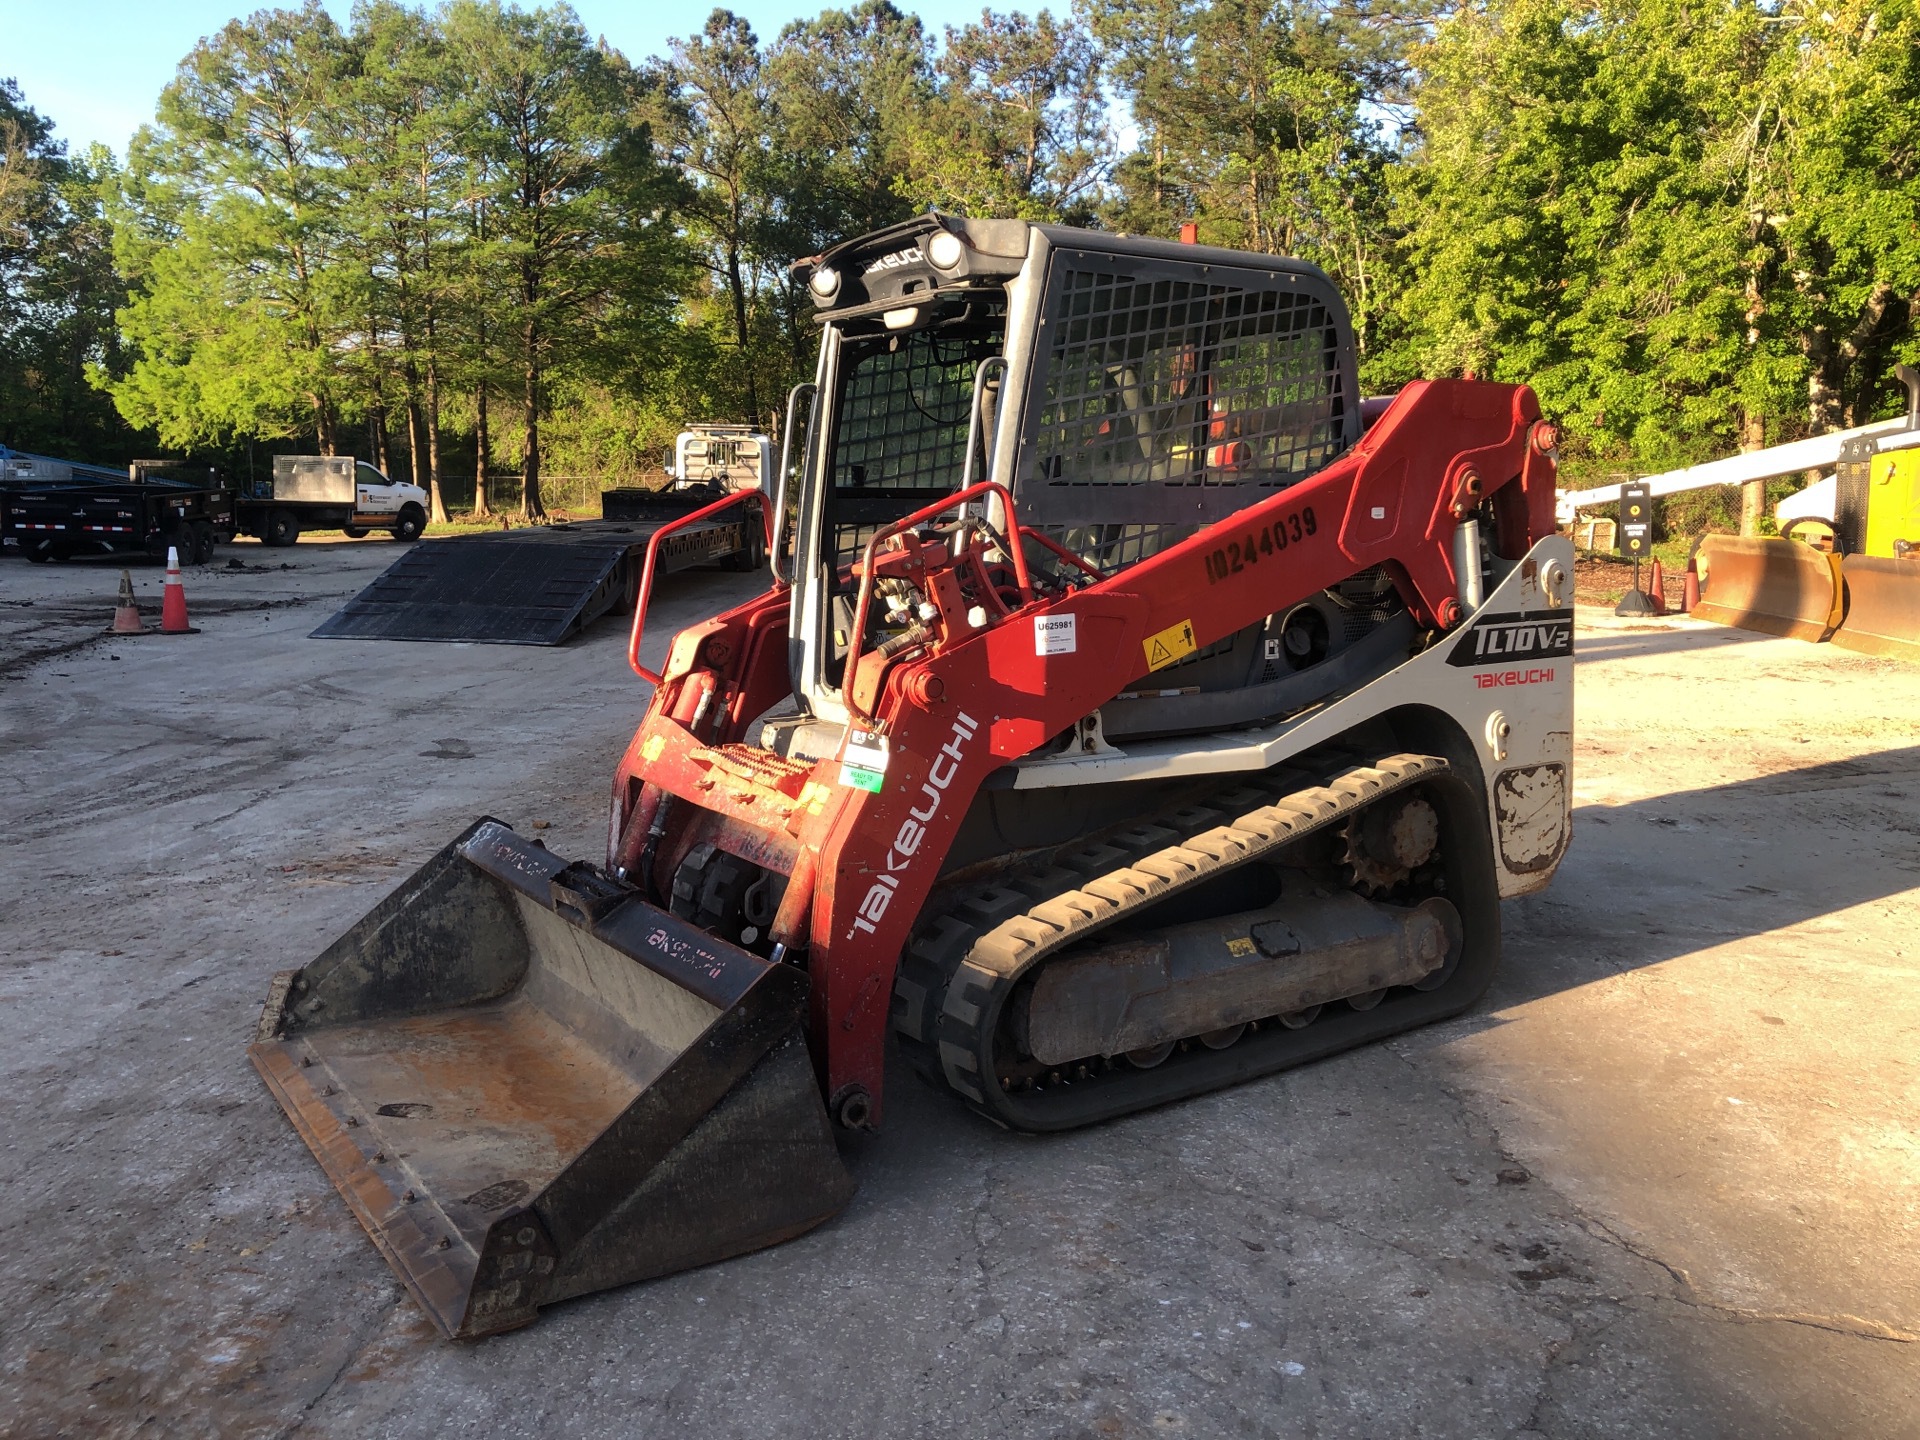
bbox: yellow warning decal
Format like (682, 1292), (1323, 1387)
(1226, 936), (1256, 957)
(1143, 618), (1198, 672)
(640, 734), (666, 762)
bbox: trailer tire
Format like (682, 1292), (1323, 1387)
(193, 521), (216, 564)
(265, 510), (300, 547)
(342, 526), (369, 539)
(723, 527), (765, 573)
(394, 504), (426, 542)
(23, 544), (50, 563)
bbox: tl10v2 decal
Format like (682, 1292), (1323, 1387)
(1446, 610), (1574, 668)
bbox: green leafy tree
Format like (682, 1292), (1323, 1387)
(647, 11), (788, 421)
(446, 0), (673, 516)
(904, 9), (1108, 222)
(1088, 0), (1398, 348)
(0, 81), (130, 458)
(764, 2), (931, 380)
(1761, 0), (1920, 433)
(1081, 0), (1195, 236)
(1383, 0), (1920, 480)
(331, 0), (473, 518)
(65, 0), (1920, 515)
(448, 171), (510, 515)
(109, 3), (354, 451)
(767, 1), (930, 240)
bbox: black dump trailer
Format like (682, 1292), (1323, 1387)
(2, 448), (128, 558)
(3, 458), (230, 564)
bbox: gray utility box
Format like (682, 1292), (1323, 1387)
(271, 455), (356, 505)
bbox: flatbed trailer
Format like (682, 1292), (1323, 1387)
(310, 498), (764, 646)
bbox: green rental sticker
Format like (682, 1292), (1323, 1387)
(840, 765), (885, 793)
(838, 728), (890, 794)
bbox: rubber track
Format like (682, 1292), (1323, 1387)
(894, 752), (1452, 1131)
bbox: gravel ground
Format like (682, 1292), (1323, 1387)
(1, 539), (1915, 1439)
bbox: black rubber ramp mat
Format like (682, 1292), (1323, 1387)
(311, 524), (654, 646)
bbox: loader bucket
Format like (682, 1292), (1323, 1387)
(1693, 534), (1844, 642)
(1832, 555), (1920, 663)
(249, 819), (854, 1340)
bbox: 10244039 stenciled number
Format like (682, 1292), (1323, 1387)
(1204, 506), (1318, 583)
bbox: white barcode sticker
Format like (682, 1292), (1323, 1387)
(1034, 613), (1077, 656)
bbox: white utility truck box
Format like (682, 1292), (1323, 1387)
(271, 455), (356, 505)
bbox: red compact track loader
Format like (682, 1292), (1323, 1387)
(252, 216), (1575, 1339)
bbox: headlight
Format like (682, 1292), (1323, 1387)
(808, 266), (840, 300)
(927, 230), (965, 271)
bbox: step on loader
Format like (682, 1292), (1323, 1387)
(252, 215), (1576, 1338)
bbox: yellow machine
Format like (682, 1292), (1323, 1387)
(1695, 368), (1920, 660)
(1828, 446), (1920, 660)
(1862, 448), (1920, 559)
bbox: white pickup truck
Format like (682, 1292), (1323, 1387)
(237, 456), (430, 546)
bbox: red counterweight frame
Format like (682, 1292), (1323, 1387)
(606, 380), (1558, 1127)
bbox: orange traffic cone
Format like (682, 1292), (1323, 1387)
(1681, 559), (1701, 614)
(110, 569), (145, 634)
(1647, 558), (1668, 615)
(160, 547), (193, 634)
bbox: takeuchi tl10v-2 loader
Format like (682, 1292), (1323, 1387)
(250, 216), (1576, 1339)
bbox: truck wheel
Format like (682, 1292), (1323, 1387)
(23, 543), (49, 563)
(265, 510), (300, 547)
(394, 504), (426, 542)
(193, 522), (217, 564)
(342, 526), (369, 539)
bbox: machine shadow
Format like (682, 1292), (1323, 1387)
(863, 744), (1920, 1433)
(867, 742), (1920, 1123)
(1490, 743), (1920, 1010)
(1570, 620), (1769, 663)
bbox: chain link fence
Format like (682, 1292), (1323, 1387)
(436, 472), (646, 516)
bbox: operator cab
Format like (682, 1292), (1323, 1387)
(775, 215), (1384, 753)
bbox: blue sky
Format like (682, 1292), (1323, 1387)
(0, 0), (1000, 157)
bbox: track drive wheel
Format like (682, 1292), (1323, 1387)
(898, 752), (1502, 1134)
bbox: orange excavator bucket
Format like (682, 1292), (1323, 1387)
(250, 820), (854, 1339)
